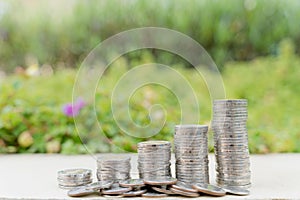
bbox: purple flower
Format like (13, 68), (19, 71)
(62, 98), (86, 117)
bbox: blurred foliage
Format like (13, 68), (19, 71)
(0, 41), (299, 154)
(0, 0), (300, 71)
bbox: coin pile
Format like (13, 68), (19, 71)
(57, 168), (92, 189)
(174, 125), (209, 184)
(97, 157), (131, 183)
(212, 99), (251, 189)
(137, 141), (171, 179)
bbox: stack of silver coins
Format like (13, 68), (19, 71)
(137, 141), (171, 179)
(174, 125), (209, 184)
(212, 99), (251, 189)
(57, 168), (92, 189)
(97, 157), (131, 183)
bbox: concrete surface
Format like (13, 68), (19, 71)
(0, 153), (300, 199)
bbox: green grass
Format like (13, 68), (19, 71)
(0, 41), (299, 154)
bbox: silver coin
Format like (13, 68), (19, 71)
(213, 115), (248, 118)
(58, 181), (92, 187)
(122, 189), (147, 197)
(175, 124), (209, 128)
(58, 168), (92, 179)
(171, 181), (198, 193)
(142, 192), (168, 198)
(57, 179), (93, 185)
(138, 140), (171, 147)
(59, 184), (84, 190)
(68, 187), (97, 197)
(119, 179), (145, 187)
(222, 186), (250, 195)
(213, 99), (247, 104)
(102, 184), (132, 195)
(170, 187), (200, 197)
(143, 177), (177, 186)
(192, 183), (226, 196)
(151, 186), (175, 195)
(219, 183), (251, 190)
(216, 177), (250, 186)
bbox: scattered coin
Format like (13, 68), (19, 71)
(192, 183), (226, 196)
(223, 186), (250, 196)
(102, 185), (132, 195)
(102, 194), (123, 198)
(171, 181), (198, 193)
(68, 187), (97, 197)
(142, 192), (168, 198)
(119, 179), (145, 188)
(170, 187), (200, 197)
(151, 186), (174, 195)
(122, 189), (147, 197)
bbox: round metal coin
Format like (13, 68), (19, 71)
(170, 188), (200, 197)
(192, 183), (226, 196)
(142, 192), (168, 198)
(143, 177), (177, 186)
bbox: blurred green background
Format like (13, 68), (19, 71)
(0, 0), (299, 154)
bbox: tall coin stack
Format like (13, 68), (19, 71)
(212, 99), (251, 189)
(137, 141), (171, 179)
(97, 157), (131, 183)
(174, 125), (209, 184)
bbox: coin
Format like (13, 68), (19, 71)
(86, 180), (114, 190)
(122, 189), (147, 197)
(192, 183), (226, 196)
(142, 192), (168, 198)
(119, 179), (145, 188)
(143, 177), (177, 186)
(57, 180), (92, 186)
(68, 187), (97, 197)
(170, 188), (200, 197)
(58, 168), (91, 178)
(151, 186), (175, 195)
(102, 185), (132, 195)
(171, 182), (198, 193)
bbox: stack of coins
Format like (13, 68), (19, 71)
(174, 125), (209, 184)
(57, 168), (92, 189)
(137, 141), (171, 179)
(97, 157), (131, 183)
(212, 99), (251, 189)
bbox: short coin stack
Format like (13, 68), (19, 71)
(137, 141), (171, 179)
(57, 168), (92, 189)
(174, 125), (209, 184)
(212, 99), (251, 189)
(97, 157), (131, 183)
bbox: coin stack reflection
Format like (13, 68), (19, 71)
(174, 125), (209, 184)
(137, 141), (171, 179)
(96, 157), (131, 183)
(212, 99), (251, 189)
